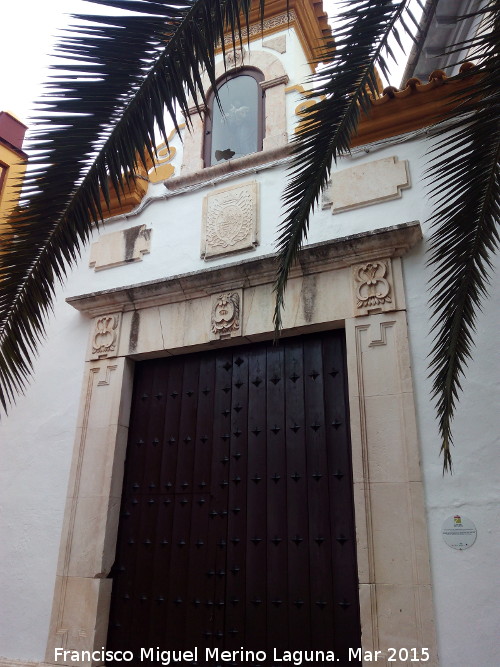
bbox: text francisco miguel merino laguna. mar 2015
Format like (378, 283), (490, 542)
(54, 646), (432, 664)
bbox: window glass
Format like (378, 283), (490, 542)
(209, 74), (261, 166)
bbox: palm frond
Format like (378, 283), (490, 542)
(273, 0), (434, 330)
(0, 0), (259, 412)
(426, 0), (500, 472)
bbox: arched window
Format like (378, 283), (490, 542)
(204, 69), (264, 167)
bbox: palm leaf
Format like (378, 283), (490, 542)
(0, 0), (260, 412)
(426, 0), (500, 472)
(1, 0), (497, 476)
(273, 0), (499, 472)
(273, 0), (433, 330)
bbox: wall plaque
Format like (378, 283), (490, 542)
(322, 156), (410, 214)
(442, 515), (477, 550)
(201, 181), (259, 259)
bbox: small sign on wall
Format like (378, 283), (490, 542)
(442, 515), (477, 550)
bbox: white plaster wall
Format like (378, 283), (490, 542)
(404, 231), (500, 667)
(0, 278), (88, 660)
(0, 35), (498, 667)
(82, 143), (430, 295)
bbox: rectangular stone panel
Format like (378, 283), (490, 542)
(322, 156), (410, 214)
(44, 576), (112, 666)
(89, 224), (151, 270)
(201, 181), (259, 259)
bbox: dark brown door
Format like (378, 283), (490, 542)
(107, 331), (360, 665)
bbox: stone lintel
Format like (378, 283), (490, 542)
(67, 222), (422, 318)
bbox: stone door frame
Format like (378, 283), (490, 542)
(40, 221), (438, 667)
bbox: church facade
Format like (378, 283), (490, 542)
(0, 2), (498, 666)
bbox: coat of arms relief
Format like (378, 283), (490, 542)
(201, 181), (259, 259)
(210, 290), (242, 340)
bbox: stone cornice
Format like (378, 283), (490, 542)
(67, 222), (422, 317)
(166, 145), (291, 191)
(260, 74), (290, 90)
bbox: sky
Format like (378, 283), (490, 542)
(1, 1), (419, 127)
(1, 1), (114, 124)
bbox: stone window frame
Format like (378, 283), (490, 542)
(203, 67), (266, 168)
(180, 50), (289, 183)
(38, 222), (439, 667)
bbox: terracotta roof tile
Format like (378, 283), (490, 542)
(352, 63), (480, 147)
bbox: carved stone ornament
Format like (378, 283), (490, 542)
(222, 12), (294, 46)
(210, 292), (241, 340)
(91, 314), (121, 357)
(226, 48), (246, 68)
(262, 34), (287, 54)
(353, 260), (394, 316)
(202, 182), (258, 259)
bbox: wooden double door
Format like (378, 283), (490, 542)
(107, 331), (360, 664)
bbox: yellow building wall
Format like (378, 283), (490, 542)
(0, 112), (28, 240)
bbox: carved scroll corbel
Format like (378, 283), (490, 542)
(352, 259), (394, 316)
(91, 313), (121, 358)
